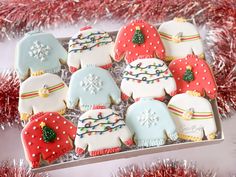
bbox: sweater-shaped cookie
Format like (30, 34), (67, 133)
(121, 58), (176, 101)
(67, 65), (121, 111)
(168, 91), (217, 142)
(126, 98), (178, 147)
(75, 107), (133, 156)
(15, 31), (67, 80)
(19, 73), (68, 121)
(114, 20), (165, 63)
(169, 54), (217, 99)
(68, 26), (113, 73)
(21, 112), (76, 168)
(158, 18), (204, 61)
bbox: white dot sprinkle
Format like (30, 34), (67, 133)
(177, 77), (180, 80)
(146, 50), (149, 53)
(208, 91), (211, 93)
(32, 135), (35, 138)
(179, 68), (182, 71)
(147, 36), (150, 39)
(130, 29), (133, 32)
(194, 64), (197, 66)
(70, 126), (73, 129)
(46, 149), (49, 152)
(157, 40), (159, 43)
(35, 119), (38, 122)
(128, 39), (131, 42)
(132, 23), (134, 26)
(213, 88), (216, 91)
(195, 71), (198, 74)
(124, 33), (127, 36)
(202, 77), (206, 80)
(24, 132), (28, 135)
(128, 51), (132, 54)
(66, 141), (69, 144)
(133, 45), (136, 48)
(123, 44), (126, 47)
(28, 142), (32, 145)
(57, 116), (60, 119)
(53, 152), (55, 155)
(33, 126), (36, 130)
(44, 118), (48, 121)
(39, 138), (42, 141)
(63, 131), (66, 134)
(147, 30), (149, 33)
(196, 82), (199, 85)
(204, 69), (207, 73)
(73, 134), (75, 137)
(208, 82), (211, 85)
(172, 70), (175, 73)
(185, 62), (188, 65)
(118, 41), (121, 43)
(154, 46), (156, 49)
(195, 58), (198, 61)
(135, 53), (138, 56)
(56, 126), (59, 129)
(154, 34), (157, 37)
(161, 49), (164, 53)
(150, 26), (153, 28)
(57, 145), (60, 148)
(201, 64), (204, 67)
(173, 62), (176, 65)
(142, 25), (145, 28)
(179, 89), (182, 91)
(32, 154), (35, 157)
(37, 146), (40, 149)
(53, 120), (55, 123)
(187, 85), (190, 88)
(149, 42), (152, 45)
(49, 113), (52, 116)
(124, 26), (127, 29)
(63, 121), (66, 124)
(57, 137), (60, 140)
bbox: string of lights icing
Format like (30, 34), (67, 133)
(78, 112), (120, 122)
(69, 35), (111, 47)
(77, 124), (126, 138)
(77, 118), (124, 130)
(71, 32), (108, 41)
(69, 40), (113, 53)
(123, 75), (173, 83)
(128, 62), (165, 69)
(123, 68), (169, 77)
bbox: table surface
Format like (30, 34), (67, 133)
(0, 22), (235, 177)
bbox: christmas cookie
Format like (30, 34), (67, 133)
(121, 58), (176, 101)
(19, 73), (68, 121)
(67, 65), (121, 111)
(158, 18), (204, 60)
(15, 31), (67, 80)
(21, 112), (77, 168)
(68, 26), (114, 73)
(168, 91), (217, 142)
(114, 20), (165, 63)
(126, 98), (178, 147)
(168, 54), (217, 99)
(75, 106), (133, 156)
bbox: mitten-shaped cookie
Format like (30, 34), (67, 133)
(168, 91), (217, 142)
(15, 31), (67, 80)
(114, 20), (165, 63)
(68, 26), (113, 73)
(21, 112), (76, 168)
(67, 65), (121, 111)
(158, 18), (204, 61)
(126, 98), (178, 147)
(19, 73), (68, 121)
(121, 58), (176, 101)
(75, 106), (133, 156)
(169, 54), (217, 99)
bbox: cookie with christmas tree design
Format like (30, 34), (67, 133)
(21, 112), (77, 168)
(68, 26), (114, 73)
(74, 106), (134, 156)
(114, 20), (165, 63)
(169, 54), (217, 99)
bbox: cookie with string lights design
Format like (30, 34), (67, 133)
(158, 17), (204, 61)
(114, 20), (165, 63)
(21, 112), (77, 168)
(74, 106), (134, 156)
(15, 31), (67, 80)
(18, 73), (68, 121)
(168, 54), (217, 99)
(68, 26), (114, 73)
(126, 98), (178, 147)
(168, 91), (217, 142)
(121, 58), (176, 101)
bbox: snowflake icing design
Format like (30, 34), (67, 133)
(80, 74), (103, 94)
(28, 41), (51, 62)
(138, 109), (159, 127)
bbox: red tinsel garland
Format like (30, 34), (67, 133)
(112, 159), (216, 177)
(0, 0), (235, 129)
(0, 159), (49, 177)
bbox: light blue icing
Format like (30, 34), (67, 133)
(126, 98), (178, 147)
(67, 65), (121, 111)
(15, 31), (67, 80)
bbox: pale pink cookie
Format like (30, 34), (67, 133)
(74, 106), (134, 156)
(68, 26), (113, 73)
(21, 112), (77, 168)
(114, 20), (165, 63)
(169, 54), (217, 99)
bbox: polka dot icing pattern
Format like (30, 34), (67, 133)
(169, 54), (217, 99)
(21, 112), (77, 168)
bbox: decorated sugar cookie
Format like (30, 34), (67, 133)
(121, 58), (176, 101)
(15, 31), (67, 80)
(169, 54), (217, 99)
(158, 18), (204, 60)
(168, 91), (217, 142)
(67, 65), (121, 111)
(75, 106), (133, 156)
(18, 73), (68, 121)
(21, 112), (76, 168)
(114, 20), (165, 63)
(126, 98), (178, 147)
(68, 26), (114, 73)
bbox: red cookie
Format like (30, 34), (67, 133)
(169, 55), (217, 99)
(114, 20), (165, 63)
(21, 112), (77, 168)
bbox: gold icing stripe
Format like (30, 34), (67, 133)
(168, 105), (212, 115)
(178, 133), (202, 142)
(170, 112), (212, 120)
(165, 53), (205, 61)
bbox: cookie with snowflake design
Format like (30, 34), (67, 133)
(15, 31), (67, 80)
(126, 98), (178, 147)
(67, 65), (121, 111)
